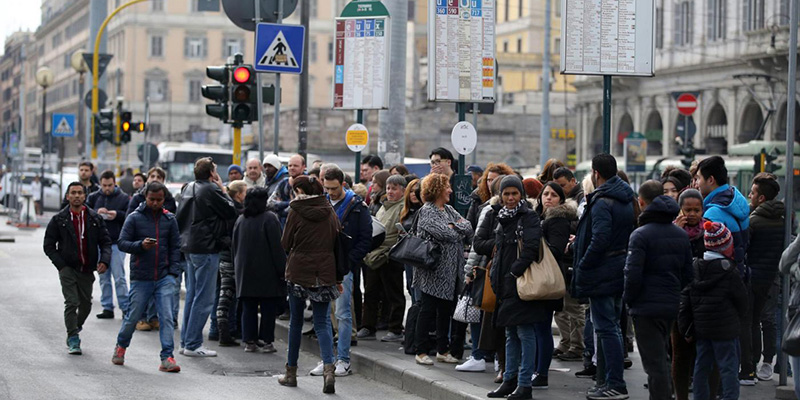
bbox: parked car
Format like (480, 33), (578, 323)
(0, 172), (78, 211)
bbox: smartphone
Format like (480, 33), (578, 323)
(145, 238), (157, 244)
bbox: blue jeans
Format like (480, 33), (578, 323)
(533, 318), (554, 376)
(99, 245), (129, 313)
(180, 253), (219, 351)
(470, 319), (486, 361)
(288, 293), (334, 367)
(116, 276), (177, 360)
(694, 339), (740, 400)
(172, 272), (182, 326)
(590, 296), (626, 391)
(503, 324), (537, 387)
(142, 299), (157, 322)
(335, 272), (354, 363)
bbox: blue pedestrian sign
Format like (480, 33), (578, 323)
(254, 23), (305, 74)
(52, 113), (76, 138)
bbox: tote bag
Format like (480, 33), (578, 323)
(516, 237), (566, 301)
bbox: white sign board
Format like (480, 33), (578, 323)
(560, 0), (655, 77)
(428, 0), (496, 103)
(333, 17), (391, 110)
(451, 121), (477, 155)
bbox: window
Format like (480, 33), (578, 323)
(149, 123), (162, 136)
(554, 38), (560, 52)
(310, 39), (317, 63)
(63, 53), (70, 69)
(188, 79), (202, 102)
(144, 77), (168, 102)
(223, 38), (243, 58)
(518, 0), (523, 18)
(781, 0), (791, 25)
(192, 0), (220, 12)
(328, 40), (334, 63)
(707, 0), (725, 41)
(51, 33), (62, 49)
(503, 40), (509, 53)
(311, 0), (318, 18)
(655, 7), (663, 48)
(517, 38), (522, 53)
(150, 35), (164, 57)
(184, 36), (207, 59)
(151, 0), (164, 11)
(743, 0), (765, 31)
(505, 0), (510, 21)
(408, 0), (415, 20)
(673, 1), (693, 46)
(555, 0), (561, 17)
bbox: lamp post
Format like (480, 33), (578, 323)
(71, 50), (89, 159)
(35, 66), (54, 205)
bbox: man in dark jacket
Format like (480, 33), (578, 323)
(88, 170), (131, 320)
(176, 157), (237, 357)
(747, 173), (785, 381)
(572, 154), (635, 400)
(554, 167), (585, 205)
(321, 165), (372, 377)
(623, 181), (693, 400)
(44, 182), (112, 355)
(126, 167), (177, 216)
(268, 154), (306, 226)
(111, 182), (182, 372)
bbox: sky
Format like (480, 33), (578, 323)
(0, 0), (41, 55)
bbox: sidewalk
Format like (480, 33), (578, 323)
(275, 319), (787, 400)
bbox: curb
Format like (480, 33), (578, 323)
(274, 320), (488, 400)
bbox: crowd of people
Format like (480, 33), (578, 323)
(40, 147), (800, 399)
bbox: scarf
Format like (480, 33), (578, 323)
(683, 223), (704, 241)
(498, 202), (522, 220)
(330, 189), (356, 221)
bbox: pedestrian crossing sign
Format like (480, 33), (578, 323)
(254, 23), (305, 74)
(51, 113), (76, 138)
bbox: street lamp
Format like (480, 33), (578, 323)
(35, 66), (54, 206)
(71, 50), (89, 159)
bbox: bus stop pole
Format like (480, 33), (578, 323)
(602, 75), (612, 154)
(355, 109), (363, 183)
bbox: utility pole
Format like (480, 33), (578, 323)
(378, 0), (407, 166)
(540, 0), (551, 166)
(297, 0), (309, 162)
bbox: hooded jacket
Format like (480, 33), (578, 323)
(281, 194), (341, 288)
(332, 192), (373, 273)
(364, 198), (403, 269)
(117, 202), (182, 281)
(748, 199), (786, 285)
(176, 180), (238, 254)
(44, 206), (112, 272)
(126, 184), (177, 216)
(233, 209), (287, 298)
(678, 257), (748, 340)
(87, 186), (130, 243)
(266, 166), (289, 197)
(624, 195), (694, 319)
(572, 175), (636, 298)
(703, 184), (751, 279)
(541, 200), (578, 273)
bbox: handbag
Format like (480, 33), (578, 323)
(516, 237), (566, 301)
(389, 212), (441, 270)
(453, 284), (481, 323)
(474, 249), (497, 312)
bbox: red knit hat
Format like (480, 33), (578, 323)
(703, 221), (734, 259)
(522, 178), (543, 199)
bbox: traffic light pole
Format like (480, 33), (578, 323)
(233, 124), (242, 167)
(254, 0), (264, 164)
(272, 0), (284, 157)
(115, 101), (122, 174)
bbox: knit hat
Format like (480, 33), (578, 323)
(499, 175), (524, 195)
(262, 154), (282, 170)
(703, 221), (734, 259)
(522, 178), (544, 199)
(227, 164), (243, 176)
(467, 165), (484, 174)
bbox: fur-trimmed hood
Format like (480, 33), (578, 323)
(289, 194), (332, 222)
(543, 199), (578, 221)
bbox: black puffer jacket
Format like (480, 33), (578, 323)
(43, 206), (112, 272)
(748, 200), (786, 285)
(117, 202), (182, 281)
(623, 196), (694, 319)
(87, 187), (130, 243)
(176, 180), (238, 254)
(126, 183), (177, 216)
(678, 257), (748, 340)
(540, 200), (578, 274)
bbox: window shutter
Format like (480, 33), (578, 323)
(144, 79), (150, 98)
(673, 1), (682, 45)
(743, 0), (751, 31)
(720, 0), (725, 39)
(688, 1), (693, 44)
(707, 0), (714, 40)
(202, 37), (208, 58)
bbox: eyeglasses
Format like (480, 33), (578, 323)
(430, 159), (442, 166)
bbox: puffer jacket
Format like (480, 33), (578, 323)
(703, 184), (751, 279)
(87, 186), (130, 243)
(748, 199), (785, 285)
(623, 196), (694, 319)
(541, 200), (578, 273)
(678, 257), (748, 340)
(176, 180), (238, 254)
(126, 183), (177, 216)
(572, 175), (636, 298)
(266, 166), (289, 197)
(281, 194), (341, 287)
(466, 189), (483, 230)
(117, 202), (182, 281)
(43, 206), (112, 272)
(364, 198), (403, 269)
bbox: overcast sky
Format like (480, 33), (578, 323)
(0, 0), (40, 55)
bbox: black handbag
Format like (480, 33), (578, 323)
(782, 281), (800, 356)
(389, 212), (441, 270)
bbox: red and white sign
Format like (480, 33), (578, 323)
(677, 93), (698, 116)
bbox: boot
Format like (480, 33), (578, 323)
(487, 377), (517, 398)
(278, 364), (298, 387)
(507, 386), (532, 400)
(322, 363), (336, 394)
(218, 321), (239, 347)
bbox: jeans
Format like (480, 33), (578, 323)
(335, 272), (354, 362)
(59, 268), (95, 337)
(240, 297), (278, 343)
(172, 272), (182, 326)
(694, 339), (740, 400)
(287, 293), (334, 367)
(99, 245), (129, 313)
(791, 356), (800, 400)
(532, 318), (554, 377)
(180, 253), (220, 351)
(415, 292), (455, 356)
(752, 281), (778, 365)
(470, 318), (485, 360)
(590, 296), (626, 391)
(362, 262), (405, 334)
(116, 276), (177, 360)
(583, 307), (595, 368)
(142, 299), (157, 322)
(633, 316), (673, 400)
(503, 324), (537, 387)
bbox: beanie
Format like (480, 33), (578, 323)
(227, 164), (243, 176)
(703, 221), (734, 259)
(522, 178), (544, 199)
(263, 154), (282, 170)
(499, 175), (524, 195)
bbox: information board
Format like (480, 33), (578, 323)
(560, 0), (655, 77)
(333, 16), (391, 110)
(428, 0), (496, 103)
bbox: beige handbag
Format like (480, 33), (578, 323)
(516, 237), (566, 301)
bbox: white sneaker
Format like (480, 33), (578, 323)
(178, 347), (184, 355)
(310, 361), (325, 376)
(757, 362), (774, 381)
(183, 346), (217, 357)
(455, 356), (486, 372)
(494, 359), (500, 372)
(335, 360), (352, 376)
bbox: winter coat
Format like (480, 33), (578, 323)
(678, 257), (748, 340)
(126, 184), (177, 216)
(572, 175), (636, 298)
(364, 198), (403, 269)
(267, 177), (294, 226)
(244, 174), (266, 188)
(413, 202), (473, 301)
(233, 210), (287, 298)
(466, 199), (495, 277)
(623, 196), (694, 319)
(87, 186), (130, 243)
(333, 193), (373, 274)
(567, 185), (585, 206)
(703, 184), (751, 279)
(281, 194), (341, 288)
(43, 206), (112, 272)
(466, 189), (483, 230)
(266, 166), (289, 197)
(541, 200), (578, 273)
(220, 200), (244, 264)
(748, 199), (785, 285)
(117, 202), (182, 281)
(176, 180), (238, 254)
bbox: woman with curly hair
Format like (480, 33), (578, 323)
(468, 163), (515, 229)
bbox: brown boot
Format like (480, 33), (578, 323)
(278, 364), (298, 387)
(322, 363), (335, 394)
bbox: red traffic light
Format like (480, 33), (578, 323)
(233, 67), (251, 83)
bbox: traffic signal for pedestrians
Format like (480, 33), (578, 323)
(202, 65), (230, 122)
(231, 65), (257, 125)
(95, 108), (114, 145)
(120, 111), (132, 144)
(263, 84), (276, 106)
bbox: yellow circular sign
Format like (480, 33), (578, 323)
(345, 123), (369, 152)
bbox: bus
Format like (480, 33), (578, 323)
(157, 142), (234, 197)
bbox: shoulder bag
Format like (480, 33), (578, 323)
(517, 237), (566, 301)
(388, 212), (441, 270)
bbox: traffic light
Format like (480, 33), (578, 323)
(202, 65), (230, 122)
(765, 149), (781, 173)
(231, 65), (257, 125)
(263, 84), (276, 106)
(136, 122), (146, 132)
(120, 111), (132, 144)
(95, 108), (114, 144)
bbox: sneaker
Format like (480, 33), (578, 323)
(436, 352), (460, 364)
(380, 332), (404, 342)
(262, 343), (277, 353)
(356, 328), (376, 340)
(112, 345), (126, 365)
(96, 309), (114, 319)
(455, 356), (486, 372)
(739, 371), (757, 386)
(334, 360), (352, 376)
(310, 361), (325, 376)
(67, 335), (82, 355)
(183, 346), (217, 357)
(587, 387), (629, 400)
(587, 385), (606, 396)
(178, 347), (184, 355)
(494, 359), (500, 372)
(576, 365), (597, 379)
(531, 374), (548, 389)
(757, 362), (774, 381)
(159, 357), (181, 372)
(415, 354), (434, 365)
(244, 342), (260, 353)
(558, 351), (584, 362)
(135, 321), (152, 331)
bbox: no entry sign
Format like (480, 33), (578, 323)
(677, 93), (698, 116)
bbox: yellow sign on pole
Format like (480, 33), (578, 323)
(345, 123), (369, 152)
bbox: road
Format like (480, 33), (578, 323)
(0, 217), (424, 400)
